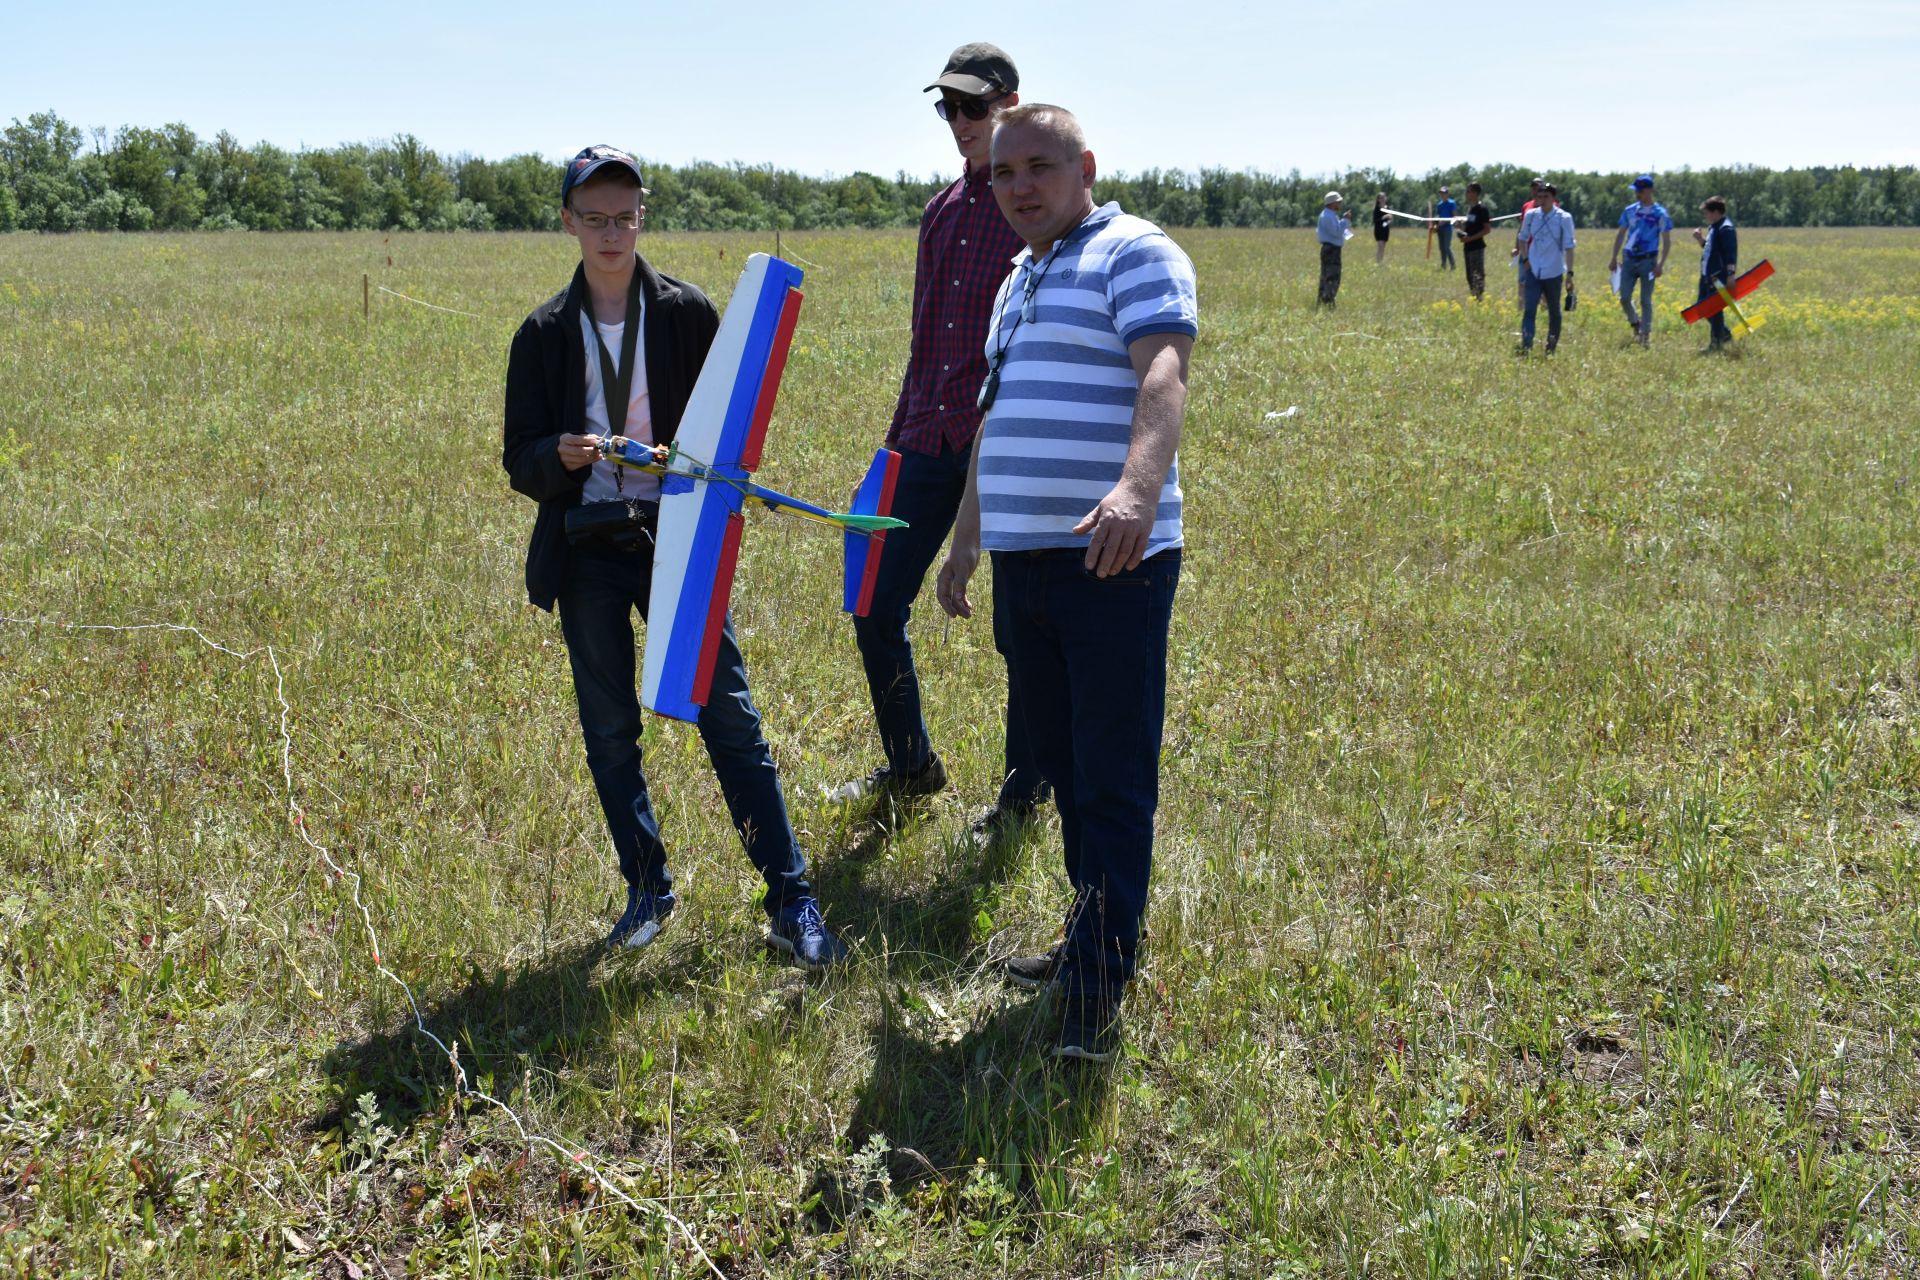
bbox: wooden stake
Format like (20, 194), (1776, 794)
(776, 227), (782, 262)
(1425, 200), (1435, 259)
(363, 273), (369, 320)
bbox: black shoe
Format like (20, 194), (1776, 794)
(968, 796), (1042, 847)
(1054, 1002), (1121, 1063)
(1003, 946), (1062, 991)
(828, 754), (948, 806)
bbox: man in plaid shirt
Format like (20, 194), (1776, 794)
(832, 42), (1050, 840)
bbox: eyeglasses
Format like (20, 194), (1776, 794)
(935, 91), (1006, 122)
(575, 211), (642, 231)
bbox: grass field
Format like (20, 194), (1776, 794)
(2, 225), (1917, 1278)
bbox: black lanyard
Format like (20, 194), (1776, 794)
(978, 212), (1092, 413)
(588, 267), (643, 492)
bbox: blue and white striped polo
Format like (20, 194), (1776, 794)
(976, 202), (1198, 556)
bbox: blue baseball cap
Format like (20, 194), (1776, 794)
(561, 144), (647, 206)
(1631, 175), (1656, 190)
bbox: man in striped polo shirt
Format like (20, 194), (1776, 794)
(831, 42), (1050, 845)
(935, 104), (1196, 1063)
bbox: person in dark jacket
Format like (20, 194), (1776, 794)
(501, 144), (848, 968)
(1693, 195), (1740, 352)
(1372, 192), (1392, 265)
(1456, 182), (1492, 300)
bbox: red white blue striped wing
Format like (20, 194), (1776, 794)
(642, 254), (805, 722)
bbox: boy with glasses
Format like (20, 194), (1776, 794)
(833, 43), (1051, 846)
(502, 145), (847, 968)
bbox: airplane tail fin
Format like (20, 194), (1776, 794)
(843, 448), (902, 617)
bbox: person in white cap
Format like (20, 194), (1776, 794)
(1316, 191), (1350, 306)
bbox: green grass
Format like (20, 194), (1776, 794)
(1, 226), (1916, 1277)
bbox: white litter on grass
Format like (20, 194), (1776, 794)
(1264, 406), (1300, 421)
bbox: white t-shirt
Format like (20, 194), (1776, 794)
(579, 306), (659, 503)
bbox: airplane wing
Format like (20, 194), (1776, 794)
(1683, 259), (1775, 324)
(642, 254), (805, 722)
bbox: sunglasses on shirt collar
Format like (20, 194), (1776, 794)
(935, 91), (1008, 122)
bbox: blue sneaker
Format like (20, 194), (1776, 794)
(607, 886), (675, 950)
(766, 899), (849, 971)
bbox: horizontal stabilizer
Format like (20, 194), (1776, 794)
(844, 448), (902, 617)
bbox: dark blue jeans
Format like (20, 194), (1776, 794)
(1438, 226), (1455, 268)
(1522, 270), (1564, 350)
(992, 548), (1180, 1011)
(851, 443), (1046, 809)
(1697, 275), (1733, 345)
(557, 540), (810, 915)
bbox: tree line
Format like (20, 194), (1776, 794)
(5, 111), (1918, 234)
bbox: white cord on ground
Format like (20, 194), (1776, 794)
(0, 614), (724, 1278)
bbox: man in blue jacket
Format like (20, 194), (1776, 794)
(1434, 186), (1457, 270)
(501, 145), (848, 968)
(1693, 196), (1739, 352)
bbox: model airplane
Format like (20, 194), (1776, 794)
(599, 253), (905, 722)
(1681, 259), (1774, 338)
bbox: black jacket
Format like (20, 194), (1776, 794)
(502, 256), (719, 609)
(1701, 219), (1739, 285)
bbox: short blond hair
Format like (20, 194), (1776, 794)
(991, 103), (1087, 161)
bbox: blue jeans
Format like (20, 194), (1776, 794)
(1522, 270), (1563, 350)
(1618, 252), (1658, 335)
(992, 548), (1180, 1011)
(557, 540), (810, 914)
(1438, 226), (1455, 269)
(1697, 275), (1733, 345)
(851, 443), (1046, 809)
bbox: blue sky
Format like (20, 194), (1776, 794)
(9, 0), (1917, 178)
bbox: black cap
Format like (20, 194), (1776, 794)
(560, 144), (646, 206)
(924, 42), (1018, 96)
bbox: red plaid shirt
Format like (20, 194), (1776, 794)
(886, 163), (1027, 456)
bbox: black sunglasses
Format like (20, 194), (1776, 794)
(934, 92), (1006, 122)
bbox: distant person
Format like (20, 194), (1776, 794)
(1515, 181), (1576, 355)
(1456, 181), (1491, 300)
(936, 104), (1196, 1063)
(1372, 192), (1391, 264)
(1316, 191), (1351, 305)
(830, 41), (1051, 847)
(1693, 196), (1739, 352)
(1609, 176), (1672, 348)
(1513, 176), (1545, 313)
(1434, 185), (1458, 269)
(501, 144), (848, 968)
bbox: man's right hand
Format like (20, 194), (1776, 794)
(558, 433), (603, 471)
(935, 540), (979, 619)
